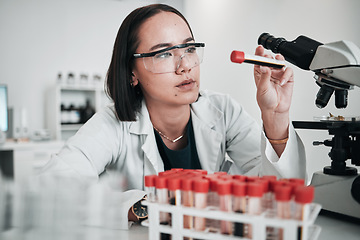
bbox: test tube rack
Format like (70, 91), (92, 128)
(142, 201), (321, 240)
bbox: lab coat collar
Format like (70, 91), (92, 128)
(129, 101), (162, 174)
(129, 91), (224, 173)
(191, 91), (224, 172)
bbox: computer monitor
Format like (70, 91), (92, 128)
(0, 84), (9, 132)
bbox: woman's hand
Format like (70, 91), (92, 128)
(254, 45), (294, 155)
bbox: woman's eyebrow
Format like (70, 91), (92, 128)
(148, 37), (195, 52)
(183, 37), (194, 43)
(149, 43), (171, 52)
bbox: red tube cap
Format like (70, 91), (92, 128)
(247, 182), (263, 197)
(168, 177), (182, 191)
(295, 186), (314, 204)
(232, 181), (246, 197)
(192, 178), (209, 193)
(155, 176), (168, 189)
(230, 50), (245, 64)
(144, 175), (157, 187)
(217, 180), (232, 195)
(274, 185), (292, 201)
(181, 177), (194, 191)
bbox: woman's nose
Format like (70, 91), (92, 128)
(175, 54), (191, 74)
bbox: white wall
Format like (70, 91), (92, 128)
(0, 0), (183, 132)
(184, 0), (360, 177)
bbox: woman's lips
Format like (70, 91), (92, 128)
(176, 80), (196, 90)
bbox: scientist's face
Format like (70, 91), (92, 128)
(132, 11), (200, 108)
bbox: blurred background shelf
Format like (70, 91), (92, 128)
(46, 84), (111, 141)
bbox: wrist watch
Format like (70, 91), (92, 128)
(131, 196), (148, 222)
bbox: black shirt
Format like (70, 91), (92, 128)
(154, 118), (202, 170)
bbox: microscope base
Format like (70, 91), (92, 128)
(310, 171), (360, 219)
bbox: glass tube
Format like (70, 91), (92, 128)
(145, 175), (157, 202)
(232, 181), (246, 237)
(192, 178), (209, 232)
(217, 180), (233, 235)
(246, 182), (263, 239)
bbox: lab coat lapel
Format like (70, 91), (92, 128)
(129, 101), (163, 175)
(191, 94), (224, 172)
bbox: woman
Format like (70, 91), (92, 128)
(41, 4), (305, 227)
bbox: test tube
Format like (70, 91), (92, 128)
(204, 175), (220, 233)
(230, 50), (286, 69)
(192, 178), (209, 232)
(257, 179), (271, 211)
(217, 180), (233, 235)
(261, 175), (277, 210)
(232, 181), (246, 237)
(168, 177), (182, 206)
(246, 182), (264, 239)
(155, 176), (169, 225)
(294, 186), (314, 240)
(288, 178), (306, 215)
(145, 175), (157, 202)
(275, 184), (292, 240)
(204, 174), (220, 208)
(181, 176), (194, 232)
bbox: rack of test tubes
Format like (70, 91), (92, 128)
(142, 169), (321, 240)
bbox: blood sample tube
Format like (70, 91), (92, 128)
(275, 184), (292, 240)
(168, 177), (182, 206)
(181, 176), (195, 232)
(294, 186), (314, 240)
(246, 182), (264, 239)
(217, 180), (233, 235)
(231, 50), (286, 69)
(232, 181), (246, 237)
(203, 175), (220, 233)
(288, 178), (306, 214)
(261, 175), (277, 210)
(203, 175), (219, 208)
(155, 176), (169, 225)
(144, 175), (157, 202)
(257, 179), (271, 211)
(192, 178), (209, 232)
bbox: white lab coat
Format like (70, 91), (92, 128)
(39, 89), (306, 229)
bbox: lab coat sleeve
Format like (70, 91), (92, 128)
(260, 123), (307, 179)
(38, 106), (123, 183)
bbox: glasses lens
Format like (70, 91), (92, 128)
(142, 45), (204, 74)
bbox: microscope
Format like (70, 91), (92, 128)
(258, 33), (360, 219)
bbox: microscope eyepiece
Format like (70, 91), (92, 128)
(258, 33), (323, 70)
(258, 33), (287, 54)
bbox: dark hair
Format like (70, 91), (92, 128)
(105, 4), (194, 121)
